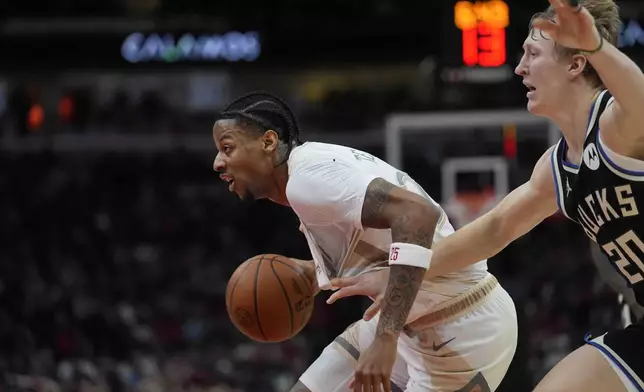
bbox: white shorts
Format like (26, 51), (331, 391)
(299, 276), (518, 392)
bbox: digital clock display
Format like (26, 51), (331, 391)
(454, 0), (509, 67)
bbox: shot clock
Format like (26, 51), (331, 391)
(454, 0), (510, 68)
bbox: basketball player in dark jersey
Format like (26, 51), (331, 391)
(591, 243), (644, 326)
(327, 0), (644, 390)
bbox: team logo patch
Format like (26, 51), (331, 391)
(583, 143), (600, 171)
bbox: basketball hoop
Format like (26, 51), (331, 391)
(444, 188), (497, 229)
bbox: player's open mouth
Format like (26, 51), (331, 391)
(524, 82), (536, 97)
(220, 174), (236, 191)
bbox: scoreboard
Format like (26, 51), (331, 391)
(439, 0), (514, 88)
(448, 1), (644, 68)
(455, 0), (509, 68)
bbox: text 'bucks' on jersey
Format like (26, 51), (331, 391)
(551, 90), (644, 306)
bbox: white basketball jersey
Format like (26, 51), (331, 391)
(286, 142), (488, 321)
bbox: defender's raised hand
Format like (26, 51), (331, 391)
(327, 269), (389, 321)
(531, 0), (602, 52)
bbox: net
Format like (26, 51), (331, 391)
(444, 189), (497, 229)
(385, 110), (555, 224)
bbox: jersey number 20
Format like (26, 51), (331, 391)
(603, 230), (644, 285)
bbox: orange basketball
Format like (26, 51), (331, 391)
(226, 254), (315, 343)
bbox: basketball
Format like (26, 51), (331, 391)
(226, 254), (315, 343)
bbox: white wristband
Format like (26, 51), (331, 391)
(389, 242), (432, 270)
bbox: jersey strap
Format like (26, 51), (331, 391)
(585, 89), (611, 138)
(551, 140), (575, 220)
(592, 92), (644, 182)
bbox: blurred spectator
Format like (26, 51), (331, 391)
(0, 150), (625, 391)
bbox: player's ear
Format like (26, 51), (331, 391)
(568, 53), (587, 78)
(261, 130), (279, 153)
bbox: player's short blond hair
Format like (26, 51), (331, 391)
(531, 0), (621, 88)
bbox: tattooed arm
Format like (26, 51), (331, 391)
(286, 156), (438, 336)
(360, 178), (441, 339)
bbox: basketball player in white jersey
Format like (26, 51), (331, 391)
(212, 92), (517, 391)
(328, 0), (644, 391)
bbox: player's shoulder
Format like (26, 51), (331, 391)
(532, 144), (557, 173)
(290, 141), (351, 158)
(288, 142), (360, 173)
(533, 144), (557, 166)
(287, 142), (346, 192)
(286, 142), (380, 205)
(530, 144), (558, 195)
(544, 144), (557, 160)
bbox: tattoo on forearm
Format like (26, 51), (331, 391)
(377, 265), (426, 336)
(361, 178), (436, 337)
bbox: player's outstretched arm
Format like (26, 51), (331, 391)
(360, 177), (441, 340)
(424, 148), (559, 280)
(327, 149), (560, 311)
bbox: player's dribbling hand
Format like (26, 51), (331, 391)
(351, 335), (398, 392)
(290, 258), (320, 295)
(327, 269), (389, 321)
(531, 0), (601, 52)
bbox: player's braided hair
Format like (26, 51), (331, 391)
(217, 91), (303, 165)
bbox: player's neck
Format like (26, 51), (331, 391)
(268, 164), (290, 206)
(549, 84), (601, 156)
